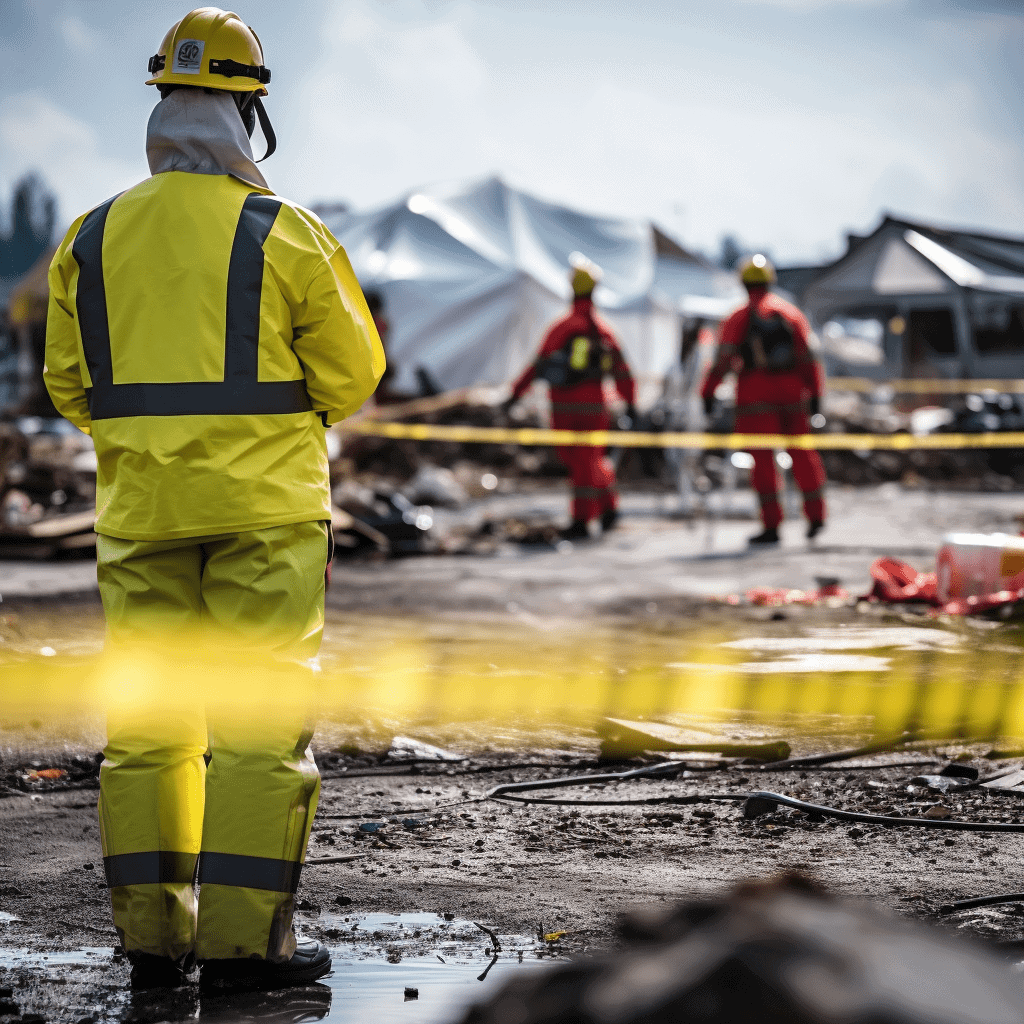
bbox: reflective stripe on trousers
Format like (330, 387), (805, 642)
(737, 410), (827, 530)
(97, 521), (329, 961)
(559, 446), (617, 523)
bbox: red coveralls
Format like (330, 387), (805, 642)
(511, 297), (635, 524)
(701, 291), (826, 530)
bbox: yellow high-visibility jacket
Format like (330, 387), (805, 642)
(45, 172), (384, 541)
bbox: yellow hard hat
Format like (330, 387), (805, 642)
(739, 253), (776, 287)
(569, 251), (602, 296)
(146, 8), (270, 95)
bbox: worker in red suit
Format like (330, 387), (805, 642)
(701, 254), (826, 545)
(505, 254), (636, 540)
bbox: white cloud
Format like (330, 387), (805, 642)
(538, 72), (1024, 258)
(328, 4), (486, 97)
(277, 2), (494, 212)
(0, 92), (146, 229)
(271, 1), (1024, 262)
(59, 15), (103, 53)
(734, 0), (889, 6)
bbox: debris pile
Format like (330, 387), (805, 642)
(460, 874), (1024, 1024)
(724, 581), (850, 609)
(0, 752), (101, 796)
(339, 388), (1024, 504)
(817, 390), (1024, 490)
(331, 481), (435, 556)
(335, 390), (562, 484)
(0, 418), (97, 555)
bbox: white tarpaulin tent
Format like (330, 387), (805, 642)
(320, 176), (742, 393)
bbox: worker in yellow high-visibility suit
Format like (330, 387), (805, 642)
(44, 8), (384, 990)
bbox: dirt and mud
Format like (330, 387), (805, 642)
(5, 485), (1024, 1021)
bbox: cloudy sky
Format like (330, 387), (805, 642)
(1, 0), (1020, 262)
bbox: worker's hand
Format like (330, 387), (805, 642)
(703, 395), (717, 420)
(500, 396), (518, 417)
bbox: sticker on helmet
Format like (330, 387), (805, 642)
(172, 39), (205, 74)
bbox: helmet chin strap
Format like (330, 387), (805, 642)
(234, 92), (276, 162)
(253, 96), (276, 162)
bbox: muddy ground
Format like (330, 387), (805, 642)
(6, 721), (1024, 1021)
(4, 484), (1024, 1021)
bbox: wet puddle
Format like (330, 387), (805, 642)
(0, 915), (558, 1023)
(0, 946), (110, 967)
(731, 653), (894, 673)
(720, 627), (962, 653)
(4, 607), (1024, 766)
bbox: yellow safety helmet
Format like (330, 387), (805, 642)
(146, 8), (270, 95)
(739, 253), (776, 287)
(569, 251), (603, 297)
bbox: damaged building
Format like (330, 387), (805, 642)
(788, 215), (1024, 384)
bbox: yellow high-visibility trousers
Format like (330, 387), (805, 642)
(96, 521), (329, 963)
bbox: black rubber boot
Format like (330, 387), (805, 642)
(600, 508), (620, 532)
(562, 520), (590, 541)
(806, 520), (825, 540)
(129, 952), (192, 990)
(200, 939), (332, 989)
(748, 527), (780, 546)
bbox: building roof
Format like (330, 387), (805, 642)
(798, 214), (1024, 321)
(883, 215), (1024, 278)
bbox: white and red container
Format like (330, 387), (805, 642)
(936, 533), (1024, 603)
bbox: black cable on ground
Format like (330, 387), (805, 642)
(939, 893), (1024, 915)
(492, 793), (745, 807)
(485, 760), (687, 800)
(758, 741), (912, 771)
(807, 761), (942, 772)
(746, 791), (1024, 832)
(320, 761), (600, 781)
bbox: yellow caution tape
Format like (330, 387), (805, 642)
(830, 378), (1024, 394)
(341, 420), (1024, 451)
(4, 640), (1024, 744)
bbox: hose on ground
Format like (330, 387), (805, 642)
(491, 793), (745, 807)
(746, 791), (1024, 832)
(485, 760), (685, 800)
(939, 893), (1024, 914)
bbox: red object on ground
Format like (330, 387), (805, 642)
(511, 296), (635, 524)
(744, 586), (850, 607)
(867, 557), (938, 604)
(701, 290), (827, 529)
(865, 556), (1024, 616)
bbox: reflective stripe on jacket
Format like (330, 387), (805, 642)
(45, 172), (384, 541)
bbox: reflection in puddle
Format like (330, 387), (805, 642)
(0, 946), (110, 966)
(316, 913), (552, 1024)
(721, 627), (960, 653)
(0, 916), (554, 1023)
(735, 653), (892, 673)
(321, 957), (539, 1024)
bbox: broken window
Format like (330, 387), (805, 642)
(971, 300), (1024, 354)
(906, 308), (957, 357)
(820, 316), (885, 366)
